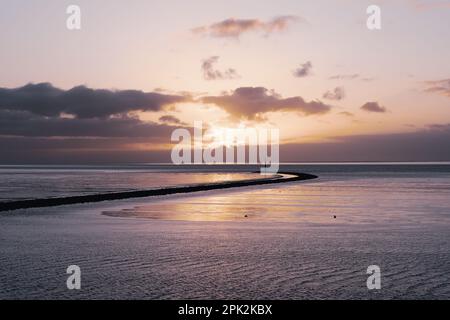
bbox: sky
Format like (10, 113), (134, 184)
(1, 0), (450, 163)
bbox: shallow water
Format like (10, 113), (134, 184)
(0, 166), (260, 201)
(0, 164), (449, 299)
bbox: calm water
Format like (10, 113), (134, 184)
(0, 164), (449, 299)
(0, 166), (261, 201)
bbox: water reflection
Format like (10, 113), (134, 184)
(104, 175), (450, 227)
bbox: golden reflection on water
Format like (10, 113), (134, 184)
(103, 186), (335, 223)
(103, 175), (450, 226)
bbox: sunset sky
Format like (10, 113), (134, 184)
(1, 0), (450, 163)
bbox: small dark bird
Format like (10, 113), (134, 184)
(244, 214), (248, 218)
(333, 215), (337, 219)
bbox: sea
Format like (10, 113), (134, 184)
(0, 163), (449, 299)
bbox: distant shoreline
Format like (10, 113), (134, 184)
(0, 172), (317, 212)
(1, 162), (450, 168)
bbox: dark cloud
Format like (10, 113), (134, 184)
(6, 82), (449, 164)
(201, 56), (239, 80)
(293, 61), (312, 78)
(192, 16), (299, 39)
(0, 107), (183, 164)
(280, 124), (450, 162)
(323, 87), (345, 100)
(0, 136), (171, 164)
(0, 109), (183, 139)
(201, 87), (332, 120)
(424, 78), (450, 98)
(360, 101), (387, 113)
(3, 123), (450, 164)
(0, 83), (190, 119)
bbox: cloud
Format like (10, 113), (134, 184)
(360, 101), (387, 113)
(328, 74), (374, 82)
(338, 111), (354, 117)
(424, 78), (450, 97)
(293, 61), (312, 78)
(3, 123), (450, 164)
(0, 136), (171, 164)
(0, 83), (190, 119)
(158, 115), (186, 125)
(279, 124), (450, 162)
(201, 56), (240, 80)
(201, 87), (332, 120)
(329, 74), (360, 80)
(0, 109), (183, 139)
(192, 16), (299, 39)
(428, 123), (450, 130)
(323, 87), (345, 100)
(0, 100), (188, 165)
